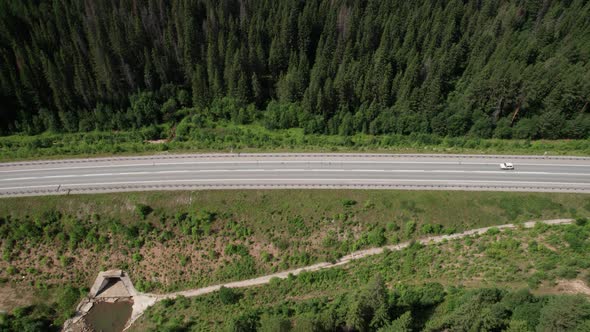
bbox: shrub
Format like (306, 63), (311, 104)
(527, 272), (545, 289)
(259, 313), (291, 332)
(363, 200), (375, 209)
(261, 251), (272, 263)
(286, 216), (307, 236)
(486, 227), (500, 235)
(132, 253), (144, 262)
(404, 221), (416, 238)
(444, 227), (457, 235)
(179, 254), (189, 267)
(219, 286), (240, 305)
(556, 267), (578, 279)
(367, 227), (386, 247)
(322, 231), (338, 248)
(575, 218), (588, 226)
(341, 199), (357, 207)
(421, 223), (443, 235)
(3, 250), (11, 262)
(160, 298), (175, 308)
(208, 250), (219, 260)
(386, 222), (399, 232)
(59, 255), (73, 267)
(537, 296), (590, 331)
(55, 286), (83, 323)
(135, 204), (153, 220)
(6, 266), (17, 275)
(225, 244), (249, 257)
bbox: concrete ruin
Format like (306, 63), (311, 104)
(63, 270), (157, 332)
(89, 270), (134, 298)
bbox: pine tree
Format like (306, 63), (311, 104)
(192, 64), (209, 108)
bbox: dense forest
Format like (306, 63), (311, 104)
(217, 283), (590, 332)
(1, 0), (589, 138)
(2, 282), (590, 331)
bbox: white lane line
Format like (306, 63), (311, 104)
(1, 169), (589, 182)
(1, 178), (590, 191)
(2, 160), (589, 173)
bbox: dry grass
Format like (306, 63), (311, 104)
(0, 190), (588, 310)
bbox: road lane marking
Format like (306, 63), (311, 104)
(2, 178), (590, 191)
(1, 168), (589, 182)
(2, 160), (590, 173)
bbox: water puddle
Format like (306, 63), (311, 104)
(84, 301), (132, 332)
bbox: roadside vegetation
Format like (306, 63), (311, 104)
(2, 124), (590, 162)
(2, 1), (590, 161)
(0, 191), (588, 301)
(0, 190), (589, 330)
(131, 220), (590, 331)
(1, 190), (588, 295)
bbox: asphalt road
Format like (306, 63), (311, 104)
(0, 153), (589, 196)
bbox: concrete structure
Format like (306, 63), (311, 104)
(63, 270), (157, 332)
(89, 270), (135, 298)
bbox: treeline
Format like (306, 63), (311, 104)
(4, 282), (590, 331)
(149, 277), (590, 331)
(1, 0), (589, 139)
(0, 286), (83, 331)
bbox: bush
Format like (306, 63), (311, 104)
(132, 253), (144, 262)
(59, 255), (73, 267)
(259, 313), (291, 332)
(575, 218), (588, 226)
(421, 223), (443, 235)
(486, 227), (500, 235)
(367, 228), (386, 247)
(135, 204), (153, 220)
(219, 286), (240, 305)
(386, 222), (399, 232)
(404, 221), (416, 238)
(537, 296), (590, 331)
(6, 266), (17, 275)
(179, 254), (189, 267)
(322, 231), (338, 248)
(556, 266), (578, 279)
(341, 199), (357, 207)
(225, 244), (249, 257)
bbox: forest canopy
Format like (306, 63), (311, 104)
(0, 0), (589, 139)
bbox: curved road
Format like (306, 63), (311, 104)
(0, 153), (589, 197)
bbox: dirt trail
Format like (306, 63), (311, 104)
(165, 219), (573, 298)
(125, 218), (574, 329)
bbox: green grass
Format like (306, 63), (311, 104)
(1, 123), (589, 162)
(130, 222), (590, 331)
(0, 190), (588, 296)
(0, 190), (588, 330)
(1, 190), (587, 230)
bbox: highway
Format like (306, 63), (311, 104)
(0, 153), (589, 197)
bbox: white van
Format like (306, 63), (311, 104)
(500, 162), (514, 170)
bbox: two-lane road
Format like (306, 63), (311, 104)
(0, 154), (589, 197)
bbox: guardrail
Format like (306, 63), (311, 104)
(1, 182), (589, 197)
(1, 152), (589, 167)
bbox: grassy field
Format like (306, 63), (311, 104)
(1, 123), (589, 162)
(0, 190), (588, 302)
(0, 189), (588, 330)
(130, 221), (590, 331)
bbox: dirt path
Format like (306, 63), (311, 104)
(125, 218), (574, 329)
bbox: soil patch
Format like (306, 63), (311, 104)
(0, 285), (36, 312)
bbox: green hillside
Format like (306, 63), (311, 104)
(1, 0), (589, 139)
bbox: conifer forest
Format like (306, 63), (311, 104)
(1, 0), (589, 138)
